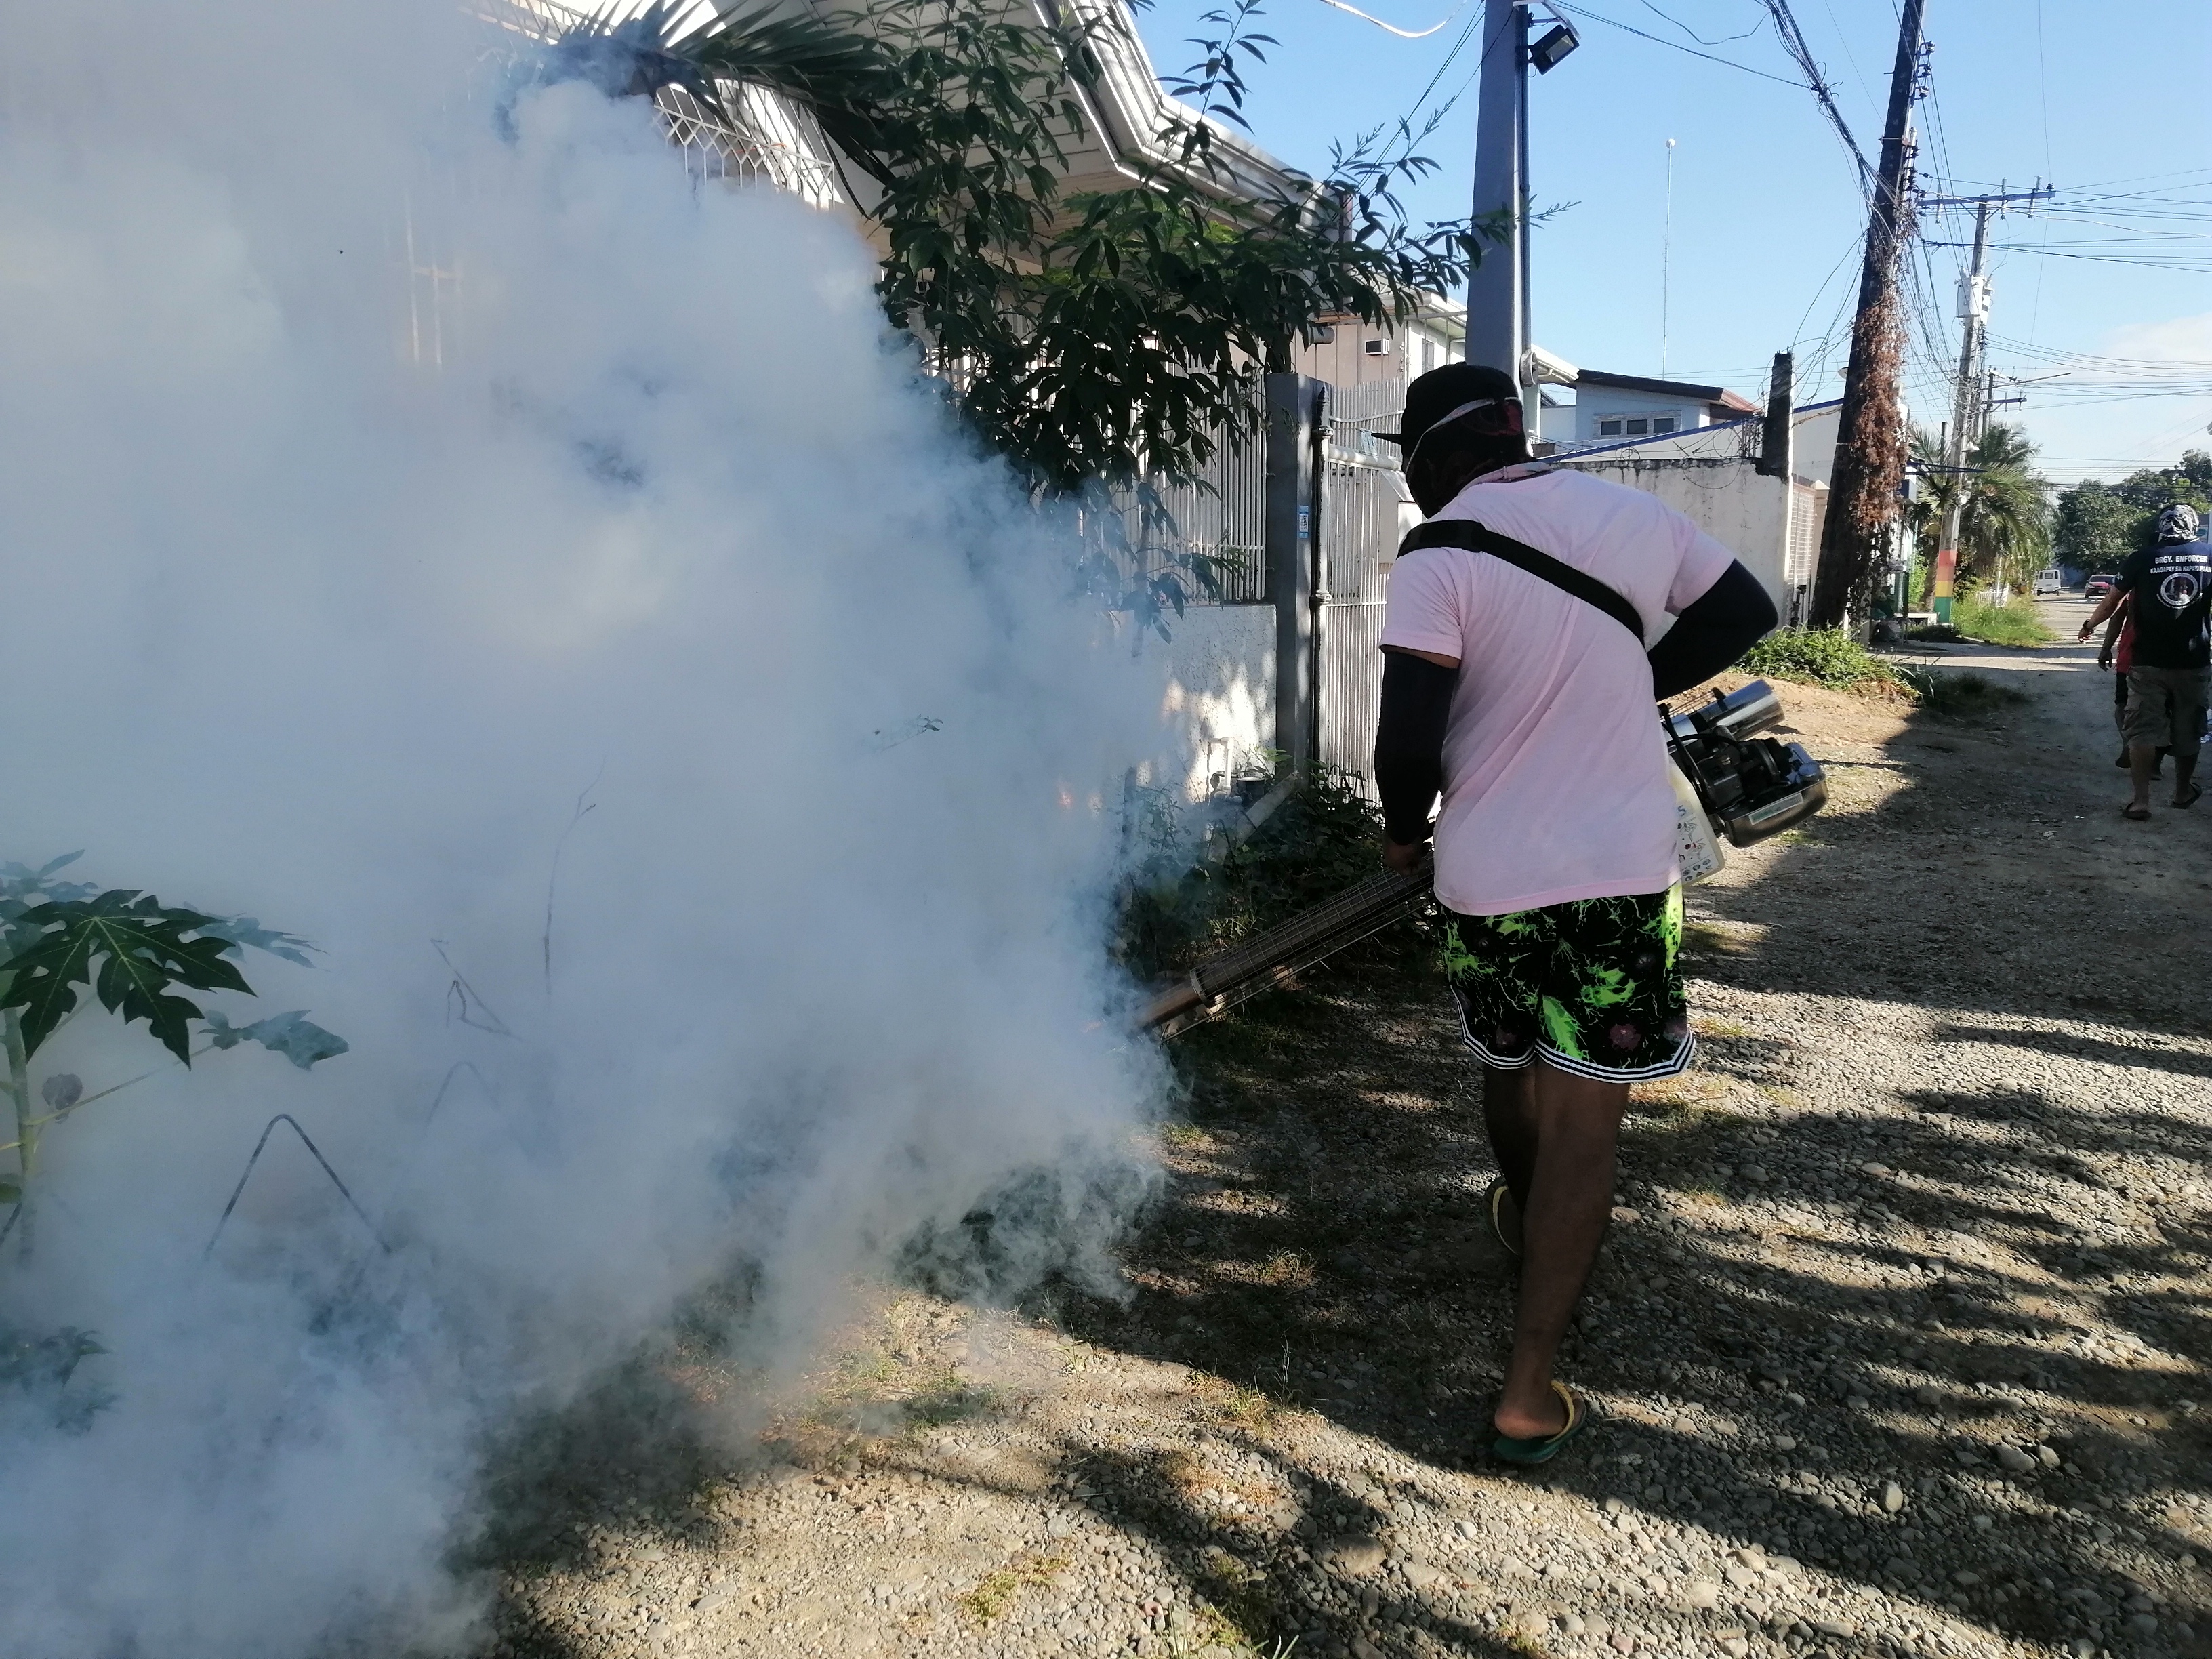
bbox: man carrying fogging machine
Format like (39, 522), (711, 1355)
(1373, 363), (1780, 1463)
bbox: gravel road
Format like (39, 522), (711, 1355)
(484, 609), (2211, 1659)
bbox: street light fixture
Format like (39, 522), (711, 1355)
(1529, 15), (1580, 73)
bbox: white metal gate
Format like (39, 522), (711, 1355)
(1315, 382), (1411, 796)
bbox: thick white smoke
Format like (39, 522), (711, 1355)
(0, 3), (1179, 1652)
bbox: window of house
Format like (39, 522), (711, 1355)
(1625, 417), (1650, 435)
(1598, 417), (1623, 436)
(1421, 337), (1437, 373)
(1364, 338), (1387, 356)
(1653, 415), (1677, 434)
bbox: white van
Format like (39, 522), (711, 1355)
(2033, 568), (2062, 597)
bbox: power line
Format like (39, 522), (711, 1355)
(1753, 0), (1871, 184)
(1542, 1), (1807, 87)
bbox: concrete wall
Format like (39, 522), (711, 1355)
(1554, 455), (1796, 619)
(1149, 603), (1277, 802)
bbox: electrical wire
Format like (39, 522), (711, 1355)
(1542, 0), (1807, 87)
(1632, 0), (1761, 46)
(1306, 0), (1469, 41)
(1754, 0), (1870, 184)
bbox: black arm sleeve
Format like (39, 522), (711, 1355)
(1647, 562), (1779, 701)
(1373, 651), (1458, 845)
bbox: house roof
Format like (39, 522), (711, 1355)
(1576, 369), (1760, 413)
(1042, 0), (1313, 208)
(1547, 398), (1842, 464)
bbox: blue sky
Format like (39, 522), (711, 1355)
(1130, 0), (2212, 484)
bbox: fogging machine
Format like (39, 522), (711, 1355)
(1141, 679), (1825, 1036)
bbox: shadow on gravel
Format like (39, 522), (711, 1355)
(1052, 687), (2212, 1658)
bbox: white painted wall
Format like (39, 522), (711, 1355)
(1553, 455), (1796, 619)
(1149, 604), (1276, 802)
(1575, 393), (1711, 444)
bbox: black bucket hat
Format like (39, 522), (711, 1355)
(1376, 362), (1523, 454)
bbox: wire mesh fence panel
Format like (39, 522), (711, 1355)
(1326, 377), (1410, 469)
(1317, 451), (1408, 799)
(1107, 382), (1270, 607)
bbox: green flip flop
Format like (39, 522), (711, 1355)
(1486, 1179), (1523, 1258)
(1493, 1381), (1592, 1466)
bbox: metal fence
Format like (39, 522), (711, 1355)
(1110, 383), (1271, 607)
(653, 82), (846, 209)
(1315, 380), (1409, 795)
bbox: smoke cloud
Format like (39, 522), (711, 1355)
(0, 2), (1178, 1652)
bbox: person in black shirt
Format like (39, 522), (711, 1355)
(2078, 503), (2211, 817)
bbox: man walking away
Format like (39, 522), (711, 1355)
(2076, 504), (2211, 819)
(1371, 363), (1775, 1464)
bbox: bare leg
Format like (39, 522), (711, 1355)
(1494, 1061), (1630, 1439)
(2129, 743), (2157, 812)
(1481, 1064), (1538, 1210)
(2175, 752), (2199, 805)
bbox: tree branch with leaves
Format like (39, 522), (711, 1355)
(0, 855), (347, 1256)
(555, 0), (1486, 504)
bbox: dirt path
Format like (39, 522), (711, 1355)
(485, 627), (2212, 1659)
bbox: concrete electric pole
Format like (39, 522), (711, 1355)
(1806, 0), (1925, 631)
(1920, 184), (2049, 622)
(1465, 0), (1528, 411)
(1466, 1), (1576, 432)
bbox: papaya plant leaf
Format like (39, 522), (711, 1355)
(202, 1010), (349, 1070)
(195, 917), (319, 969)
(0, 892), (255, 1063)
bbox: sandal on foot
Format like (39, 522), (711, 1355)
(1486, 1179), (1523, 1258)
(2175, 783), (2203, 809)
(1493, 1380), (1591, 1466)
(2122, 803), (2152, 821)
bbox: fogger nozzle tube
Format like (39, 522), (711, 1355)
(1138, 861), (1433, 1033)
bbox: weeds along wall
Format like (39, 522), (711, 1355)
(0, 1), (1184, 1652)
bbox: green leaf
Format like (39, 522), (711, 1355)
(0, 892), (258, 1063)
(202, 1009), (349, 1070)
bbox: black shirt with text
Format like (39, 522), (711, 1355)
(2116, 539), (2212, 670)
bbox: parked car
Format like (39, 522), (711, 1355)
(2085, 573), (2118, 598)
(2034, 568), (2062, 596)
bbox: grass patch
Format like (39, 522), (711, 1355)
(1118, 761), (1422, 983)
(1898, 666), (2030, 719)
(901, 1374), (1002, 1428)
(1737, 627), (1902, 691)
(1682, 920), (1755, 957)
(1162, 1122), (1210, 1149)
(1952, 594), (2055, 647)
(958, 1550), (1069, 1621)
(1191, 1545), (1279, 1651)
(1194, 1378), (1277, 1433)
(1633, 1073), (1730, 1114)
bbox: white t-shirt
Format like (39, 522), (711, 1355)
(1378, 464), (1736, 916)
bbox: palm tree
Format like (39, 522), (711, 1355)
(1908, 422), (2052, 598)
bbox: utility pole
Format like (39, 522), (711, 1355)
(1467, 3), (1576, 432)
(1660, 138), (1676, 377)
(1467, 0), (1528, 415)
(1920, 184), (2048, 622)
(1806, 0), (1924, 631)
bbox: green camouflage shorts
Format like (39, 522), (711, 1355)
(1441, 887), (1693, 1081)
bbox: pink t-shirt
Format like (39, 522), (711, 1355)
(1378, 465), (1736, 916)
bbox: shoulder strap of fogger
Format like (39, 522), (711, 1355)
(1398, 518), (1645, 640)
